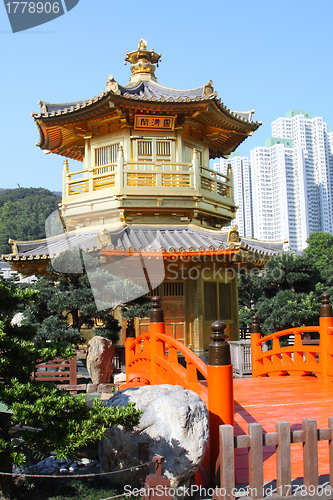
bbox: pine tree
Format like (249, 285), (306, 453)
(0, 277), (141, 492)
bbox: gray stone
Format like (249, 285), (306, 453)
(86, 336), (115, 384)
(86, 383), (99, 394)
(99, 384), (209, 490)
(113, 372), (126, 385)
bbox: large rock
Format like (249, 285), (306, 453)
(99, 385), (209, 490)
(86, 336), (115, 384)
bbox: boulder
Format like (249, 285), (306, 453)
(86, 336), (115, 384)
(99, 384), (209, 490)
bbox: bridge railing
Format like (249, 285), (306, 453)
(216, 417), (333, 500)
(251, 293), (333, 379)
(121, 297), (235, 483)
(124, 327), (208, 404)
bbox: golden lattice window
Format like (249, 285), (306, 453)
(95, 143), (119, 167)
(156, 141), (171, 157)
(138, 141), (152, 156)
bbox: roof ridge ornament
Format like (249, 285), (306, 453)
(125, 39), (161, 83)
(203, 80), (216, 97)
(106, 74), (119, 93)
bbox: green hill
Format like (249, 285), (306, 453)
(0, 188), (62, 256)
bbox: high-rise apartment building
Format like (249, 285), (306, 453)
(214, 153), (254, 238)
(215, 111), (333, 251)
(271, 111), (333, 236)
(250, 139), (308, 251)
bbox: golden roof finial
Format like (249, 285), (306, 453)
(125, 39), (161, 83)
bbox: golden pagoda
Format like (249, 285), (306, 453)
(3, 40), (283, 350)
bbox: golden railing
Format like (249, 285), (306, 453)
(64, 161), (231, 200)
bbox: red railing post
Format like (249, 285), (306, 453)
(150, 297), (165, 385)
(319, 293), (333, 382)
(125, 317), (136, 384)
(207, 320), (234, 481)
(251, 316), (261, 378)
(69, 353), (77, 385)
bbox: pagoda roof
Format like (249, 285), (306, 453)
(32, 42), (261, 161)
(3, 224), (284, 275)
(38, 80), (254, 123)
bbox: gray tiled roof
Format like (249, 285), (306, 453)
(35, 82), (255, 124)
(5, 226), (283, 261)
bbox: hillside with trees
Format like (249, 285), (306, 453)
(0, 188), (61, 255)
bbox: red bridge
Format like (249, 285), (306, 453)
(120, 294), (333, 499)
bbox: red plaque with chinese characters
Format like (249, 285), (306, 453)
(134, 115), (175, 131)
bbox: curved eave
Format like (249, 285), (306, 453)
(33, 91), (260, 161)
(34, 89), (259, 127)
(2, 227), (283, 277)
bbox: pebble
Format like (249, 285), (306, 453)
(56, 457), (72, 465)
(40, 468), (52, 474)
(23, 454), (101, 475)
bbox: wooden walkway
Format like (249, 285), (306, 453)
(234, 376), (333, 484)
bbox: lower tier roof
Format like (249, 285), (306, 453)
(3, 224), (284, 275)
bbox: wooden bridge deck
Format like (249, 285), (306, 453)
(234, 376), (333, 483)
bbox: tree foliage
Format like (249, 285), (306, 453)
(24, 249), (152, 344)
(24, 251), (123, 345)
(0, 277), (141, 481)
(238, 233), (333, 336)
(0, 188), (61, 255)
(304, 232), (333, 285)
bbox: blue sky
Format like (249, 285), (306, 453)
(1, 0), (333, 192)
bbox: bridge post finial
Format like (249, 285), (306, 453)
(251, 315), (261, 334)
(320, 293), (332, 318)
(126, 317), (136, 338)
(150, 296), (164, 323)
(208, 320), (230, 366)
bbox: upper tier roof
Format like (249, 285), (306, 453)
(32, 40), (261, 161)
(39, 80), (254, 123)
